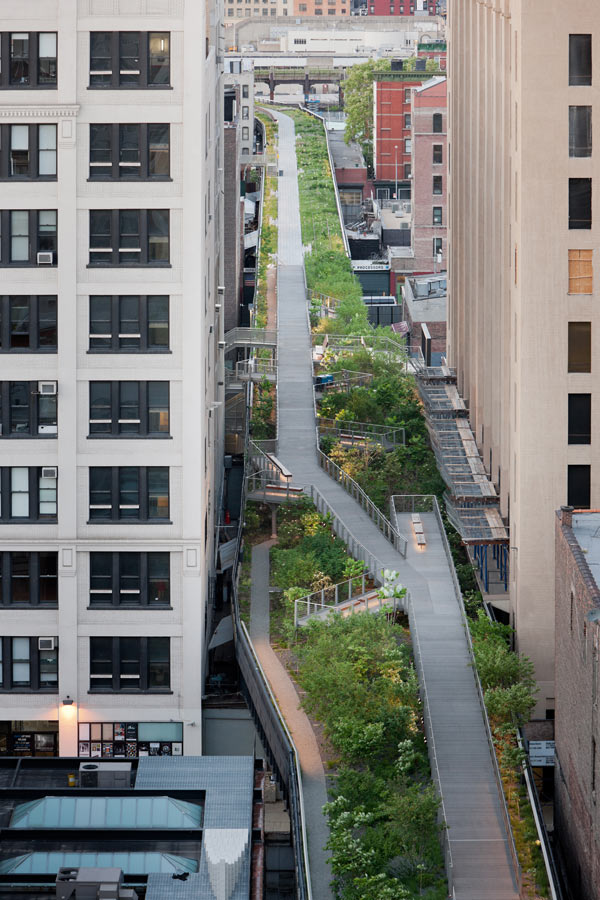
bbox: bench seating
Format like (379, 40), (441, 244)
(411, 512), (427, 547)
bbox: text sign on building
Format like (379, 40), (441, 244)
(528, 740), (555, 767)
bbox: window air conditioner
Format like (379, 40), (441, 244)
(218, 340), (226, 349)
(37, 251), (54, 265)
(41, 467), (57, 479)
(38, 637), (55, 651)
(38, 381), (57, 396)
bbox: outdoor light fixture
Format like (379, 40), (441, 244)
(62, 696), (74, 706)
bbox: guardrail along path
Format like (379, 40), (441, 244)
(271, 109), (519, 900)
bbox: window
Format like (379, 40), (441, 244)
(89, 123), (170, 179)
(90, 553), (170, 607)
(0, 296), (57, 352)
(0, 382), (57, 436)
(0, 210), (57, 265)
(404, 88), (411, 102)
(242, 84), (249, 98)
(89, 637), (170, 691)
(568, 394), (591, 444)
(433, 144), (443, 164)
(404, 138), (412, 153)
(0, 33), (57, 88)
(569, 178), (592, 229)
(339, 188), (362, 205)
(404, 163), (411, 179)
(89, 295), (168, 353)
(569, 106), (592, 158)
(242, 106), (249, 119)
(433, 175), (443, 194)
(0, 637), (58, 691)
(4, 124), (57, 179)
(568, 249), (593, 294)
(432, 112), (443, 132)
(242, 126), (249, 140)
(89, 32), (170, 88)
(568, 321), (591, 372)
(569, 34), (592, 86)
(433, 237), (443, 257)
(0, 552), (57, 605)
(89, 210), (169, 266)
(89, 467), (169, 521)
(89, 381), (169, 436)
(0, 467), (56, 520)
(568, 464), (591, 508)
(404, 114), (411, 128)
(433, 206), (443, 225)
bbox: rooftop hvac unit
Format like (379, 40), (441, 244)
(78, 762), (132, 789)
(56, 867), (138, 900)
(37, 251), (54, 265)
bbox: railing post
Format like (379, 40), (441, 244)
(294, 601), (298, 629)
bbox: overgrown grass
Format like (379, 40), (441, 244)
(255, 112), (279, 329)
(291, 613), (447, 900)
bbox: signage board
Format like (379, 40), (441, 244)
(529, 740), (555, 767)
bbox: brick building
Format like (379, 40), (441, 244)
(411, 76), (447, 271)
(401, 273), (446, 354)
(373, 71), (424, 198)
(555, 505), (600, 900)
(368, 0), (435, 15)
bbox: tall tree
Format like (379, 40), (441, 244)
(343, 59), (391, 166)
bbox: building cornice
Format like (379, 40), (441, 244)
(0, 105), (79, 118)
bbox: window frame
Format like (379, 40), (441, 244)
(432, 206), (443, 225)
(0, 210), (57, 266)
(88, 295), (169, 354)
(432, 112), (443, 133)
(569, 178), (592, 229)
(433, 175), (443, 195)
(88, 381), (170, 437)
(0, 124), (57, 180)
(569, 34), (592, 87)
(433, 144), (443, 164)
(88, 466), (170, 522)
(0, 296), (57, 352)
(89, 123), (170, 180)
(568, 393), (592, 445)
(0, 467), (57, 522)
(0, 552), (58, 607)
(0, 381), (57, 437)
(0, 33), (57, 90)
(568, 464), (591, 509)
(0, 636), (58, 691)
(568, 321), (592, 373)
(88, 209), (170, 267)
(89, 636), (171, 692)
(89, 552), (170, 608)
(569, 106), (592, 158)
(89, 31), (171, 89)
(568, 249), (593, 294)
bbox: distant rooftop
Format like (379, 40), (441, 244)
(328, 130), (366, 170)
(572, 513), (600, 590)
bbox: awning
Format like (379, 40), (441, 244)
(208, 615), (234, 651)
(217, 538), (237, 573)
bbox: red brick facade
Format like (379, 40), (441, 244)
(373, 77), (422, 185)
(369, 0), (434, 15)
(555, 506), (600, 900)
(411, 78), (447, 271)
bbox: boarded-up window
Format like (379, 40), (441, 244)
(569, 249), (593, 293)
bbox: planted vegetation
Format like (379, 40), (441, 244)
(292, 612), (447, 900)
(254, 112), (279, 329)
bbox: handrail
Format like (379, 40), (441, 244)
(316, 449), (408, 557)
(318, 416), (406, 447)
(295, 589), (402, 629)
(224, 326), (278, 349)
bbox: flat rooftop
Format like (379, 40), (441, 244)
(328, 130), (366, 169)
(572, 513), (600, 589)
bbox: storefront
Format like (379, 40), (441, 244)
(78, 721), (183, 758)
(0, 720), (59, 756)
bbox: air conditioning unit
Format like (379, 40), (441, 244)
(78, 762), (132, 789)
(38, 637), (56, 651)
(218, 340), (226, 349)
(41, 466), (58, 480)
(38, 381), (58, 396)
(37, 251), (54, 265)
(215, 303), (222, 311)
(217, 285), (225, 295)
(79, 762), (100, 787)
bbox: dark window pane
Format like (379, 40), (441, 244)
(90, 296), (112, 349)
(569, 178), (592, 229)
(10, 125), (30, 176)
(148, 467), (169, 518)
(119, 124), (141, 176)
(10, 33), (30, 85)
(569, 107), (592, 158)
(90, 636), (113, 688)
(568, 394), (591, 445)
(119, 32), (140, 85)
(148, 382), (169, 433)
(148, 553), (169, 605)
(39, 647), (57, 686)
(119, 382), (140, 434)
(38, 33), (57, 85)
(568, 464), (591, 508)
(9, 299), (29, 349)
(10, 382), (30, 434)
(148, 124), (170, 176)
(119, 210), (140, 263)
(38, 210), (57, 255)
(569, 34), (592, 86)
(147, 296), (169, 348)
(12, 637), (30, 686)
(432, 113), (442, 133)
(38, 297), (57, 348)
(90, 553), (112, 604)
(89, 467), (112, 519)
(90, 32), (112, 86)
(119, 637), (141, 688)
(433, 207), (443, 225)
(10, 553), (30, 604)
(90, 211), (112, 265)
(39, 552), (58, 604)
(119, 296), (140, 349)
(147, 210), (169, 262)
(148, 33), (170, 84)
(568, 322), (592, 372)
(90, 124), (112, 177)
(119, 553), (141, 603)
(90, 382), (112, 433)
(433, 175), (443, 195)
(148, 637), (170, 688)
(119, 467), (140, 517)
(433, 144), (443, 164)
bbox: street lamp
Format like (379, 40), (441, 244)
(394, 145), (398, 200)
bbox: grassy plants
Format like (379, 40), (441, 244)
(254, 112), (279, 328)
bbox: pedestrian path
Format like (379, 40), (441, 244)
(270, 108), (520, 900)
(249, 540), (333, 900)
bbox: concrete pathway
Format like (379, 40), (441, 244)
(249, 540), (333, 900)
(270, 109), (520, 900)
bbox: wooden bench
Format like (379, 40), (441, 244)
(266, 454), (293, 481)
(411, 513), (427, 547)
(266, 483), (303, 494)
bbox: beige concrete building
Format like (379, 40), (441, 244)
(448, 0), (600, 716)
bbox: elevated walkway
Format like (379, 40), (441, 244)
(270, 108), (520, 900)
(224, 326), (277, 351)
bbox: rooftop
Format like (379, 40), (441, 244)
(328, 130), (366, 170)
(572, 513), (600, 590)
(403, 275), (447, 323)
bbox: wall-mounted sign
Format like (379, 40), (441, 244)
(529, 740), (555, 767)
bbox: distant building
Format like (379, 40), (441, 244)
(411, 76), (447, 272)
(368, 0), (435, 16)
(555, 506), (600, 900)
(401, 273), (446, 354)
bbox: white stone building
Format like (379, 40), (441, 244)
(0, 0), (223, 758)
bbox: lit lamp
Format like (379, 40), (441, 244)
(62, 696), (74, 706)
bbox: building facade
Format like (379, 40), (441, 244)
(368, 0), (435, 15)
(448, 0), (600, 715)
(0, 0), (223, 758)
(411, 76), (446, 272)
(555, 506), (600, 900)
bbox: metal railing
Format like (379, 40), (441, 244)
(391, 494), (437, 517)
(246, 470), (303, 502)
(224, 326), (277, 350)
(236, 358), (278, 381)
(318, 417), (405, 447)
(295, 588), (403, 629)
(317, 449), (408, 557)
(315, 369), (374, 394)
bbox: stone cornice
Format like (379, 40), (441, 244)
(0, 105), (79, 118)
